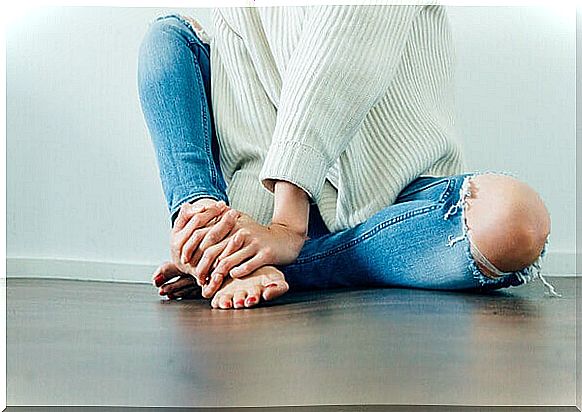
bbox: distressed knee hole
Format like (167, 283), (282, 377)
(444, 171), (560, 297)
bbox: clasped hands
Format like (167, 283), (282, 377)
(155, 199), (307, 299)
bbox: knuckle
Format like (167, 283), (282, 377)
(182, 244), (193, 257)
(193, 230), (205, 243)
(203, 247), (216, 260)
(206, 231), (218, 243)
(198, 241), (210, 254)
(216, 260), (231, 272)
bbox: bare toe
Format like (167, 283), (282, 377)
(218, 293), (234, 309)
(261, 280), (289, 301)
(245, 286), (261, 308)
(233, 290), (247, 309)
(211, 292), (223, 309)
(209, 265), (289, 309)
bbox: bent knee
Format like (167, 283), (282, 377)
(463, 174), (550, 274)
(143, 15), (208, 46)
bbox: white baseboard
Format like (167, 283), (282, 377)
(6, 257), (158, 284)
(5, 251), (579, 284)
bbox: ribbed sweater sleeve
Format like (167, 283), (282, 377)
(258, 5), (422, 202)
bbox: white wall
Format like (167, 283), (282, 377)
(6, 6), (576, 282)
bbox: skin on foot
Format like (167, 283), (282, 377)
(211, 265), (289, 310)
(153, 261), (202, 300)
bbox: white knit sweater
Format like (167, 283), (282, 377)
(208, 4), (466, 232)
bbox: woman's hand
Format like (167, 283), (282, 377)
(176, 181), (311, 299)
(198, 212), (308, 298)
(170, 199), (240, 285)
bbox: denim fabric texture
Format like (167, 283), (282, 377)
(138, 14), (229, 227)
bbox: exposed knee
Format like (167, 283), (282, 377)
(463, 174), (550, 276)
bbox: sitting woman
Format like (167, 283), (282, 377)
(137, 5), (559, 310)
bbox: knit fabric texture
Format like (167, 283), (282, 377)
(209, 4), (466, 232)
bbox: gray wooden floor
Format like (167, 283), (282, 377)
(6, 277), (577, 408)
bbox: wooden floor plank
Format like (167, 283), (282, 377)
(6, 277), (576, 407)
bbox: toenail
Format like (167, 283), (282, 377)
(159, 289), (166, 295)
(236, 300), (244, 306)
(247, 297), (257, 304)
(265, 283), (278, 288)
(154, 274), (164, 284)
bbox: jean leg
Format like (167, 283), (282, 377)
(137, 15), (228, 227)
(278, 176), (479, 292)
(280, 172), (556, 296)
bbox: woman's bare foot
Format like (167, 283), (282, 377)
(210, 265), (289, 309)
(153, 261), (202, 300)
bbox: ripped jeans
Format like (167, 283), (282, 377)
(137, 14), (558, 297)
(282, 172), (558, 296)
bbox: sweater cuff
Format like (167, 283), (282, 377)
(259, 140), (329, 203)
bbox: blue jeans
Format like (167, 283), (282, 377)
(138, 15), (554, 295)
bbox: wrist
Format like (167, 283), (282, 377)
(271, 180), (310, 237)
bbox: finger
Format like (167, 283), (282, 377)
(201, 272), (225, 299)
(197, 209), (240, 252)
(173, 202), (207, 232)
(177, 204), (229, 251)
(233, 290), (247, 309)
(171, 206), (224, 265)
(160, 276), (196, 295)
(152, 261), (183, 287)
(180, 227), (211, 266)
(215, 245), (257, 279)
(229, 252), (268, 279)
(195, 237), (232, 281)
(199, 232), (243, 281)
(214, 231), (246, 268)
